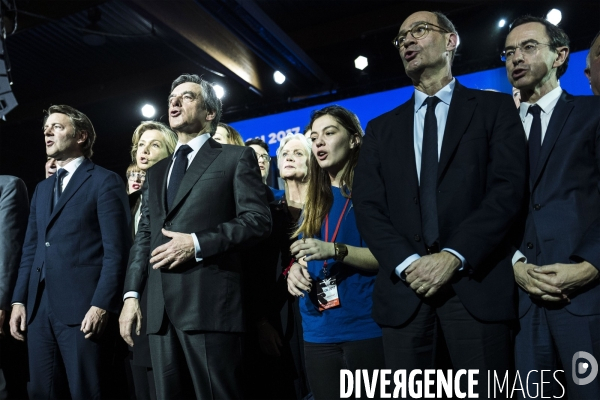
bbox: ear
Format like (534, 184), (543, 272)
(349, 133), (361, 149)
(205, 110), (216, 122)
(446, 32), (458, 53)
(77, 130), (88, 144)
(553, 46), (569, 69)
(584, 68), (591, 81)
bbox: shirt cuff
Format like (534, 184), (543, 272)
(123, 291), (139, 301)
(191, 233), (203, 262)
(442, 248), (466, 271)
(11, 302), (24, 307)
(395, 254), (421, 280)
(512, 250), (527, 266)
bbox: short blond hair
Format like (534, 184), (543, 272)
(130, 121), (178, 162)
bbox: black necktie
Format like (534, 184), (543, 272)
(527, 104), (542, 175)
(420, 96), (442, 247)
(52, 168), (67, 213)
(167, 145), (193, 211)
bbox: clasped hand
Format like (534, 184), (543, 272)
(81, 306), (109, 339)
(290, 238), (335, 262)
(514, 261), (598, 302)
(150, 229), (195, 270)
(405, 251), (460, 298)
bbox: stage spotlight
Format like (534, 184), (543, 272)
(273, 71), (286, 85)
(213, 84), (225, 99)
(498, 19), (506, 28)
(546, 9), (562, 25)
(354, 56), (368, 70)
(141, 104), (155, 118)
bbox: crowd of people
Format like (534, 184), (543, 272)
(0, 9), (599, 400)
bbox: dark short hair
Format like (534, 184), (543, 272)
(587, 30), (600, 70)
(45, 105), (96, 158)
(170, 74), (222, 133)
(245, 138), (269, 153)
(509, 15), (570, 79)
(432, 11), (457, 63)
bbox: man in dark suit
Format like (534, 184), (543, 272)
(9, 105), (131, 399)
(119, 74), (271, 399)
(505, 16), (600, 398)
(353, 11), (527, 394)
(0, 176), (28, 398)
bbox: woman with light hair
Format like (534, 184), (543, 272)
(244, 133), (312, 399)
(126, 120), (177, 400)
(213, 122), (245, 146)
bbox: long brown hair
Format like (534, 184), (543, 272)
(294, 105), (363, 238)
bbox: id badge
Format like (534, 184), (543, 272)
(316, 275), (341, 311)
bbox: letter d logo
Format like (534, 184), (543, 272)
(572, 351), (598, 386)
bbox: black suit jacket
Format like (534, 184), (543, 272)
(12, 159), (131, 324)
(518, 92), (600, 317)
(354, 81), (527, 326)
(124, 138), (271, 334)
(0, 176), (28, 310)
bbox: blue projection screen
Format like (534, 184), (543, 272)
(231, 50), (592, 155)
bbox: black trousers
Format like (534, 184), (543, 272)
(382, 289), (513, 399)
(304, 337), (385, 400)
(149, 315), (244, 400)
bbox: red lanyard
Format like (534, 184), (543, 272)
(322, 197), (351, 276)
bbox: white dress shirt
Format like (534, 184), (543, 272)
(56, 156), (85, 191)
(512, 86), (563, 266)
(395, 79), (466, 279)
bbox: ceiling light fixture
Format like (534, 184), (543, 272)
(546, 9), (562, 25)
(213, 84), (225, 99)
(498, 19), (506, 28)
(273, 71), (286, 85)
(354, 56), (368, 70)
(141, 104), (155, 118)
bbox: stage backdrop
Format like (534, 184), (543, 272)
(231, 50), (591, 155)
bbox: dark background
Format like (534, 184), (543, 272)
(1, 0), (599, 195)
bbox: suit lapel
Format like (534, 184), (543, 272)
(394, 97), (419, 195)
(530, 91), (573, 188)
(41, 177), (55, 227)
(166, 139), (221, 218)
(438, 82), (477, 181)
(154, 158), (170, 217)
(48, 158), (93, 226)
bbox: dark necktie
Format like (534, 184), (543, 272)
(52, 168), (67, 213)
(167, 145), (193, 211)
(527, 104), (542, 175)
(420, 96), (442, 247)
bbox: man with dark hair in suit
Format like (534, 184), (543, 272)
(353, 11), (527, 396)
(119, 74), (271, 399)
(0, 176), (28, 399)
(9, 105), (131, 399)
(505, 16), (600, 399)
(585, 30), (600, 95)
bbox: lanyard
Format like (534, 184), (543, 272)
(322, 197), (351, 277)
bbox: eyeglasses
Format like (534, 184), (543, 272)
(392, 23), (450, 49)
(127, 172), (146, 181)
(257, 154), (271, 162)
(501, 42), (552, 62)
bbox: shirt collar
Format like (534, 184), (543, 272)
(57, 156), (84, 176)
(519, 86), (563, 120)
(414, 78), (456, 113)
(172, 133), (210, 158)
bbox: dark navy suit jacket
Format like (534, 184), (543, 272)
(12, 158), (131, 325)
(519, 91), (600, 317)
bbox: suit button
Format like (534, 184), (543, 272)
(534, 204), (541, 211)
(413, 197), (418, 204)
(414, 234), (421, 242)
(45, 242), (50, 247)
(165, 221), (172, 228)
(37, 267), (40, 272)
(527, 242), (534, 249)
